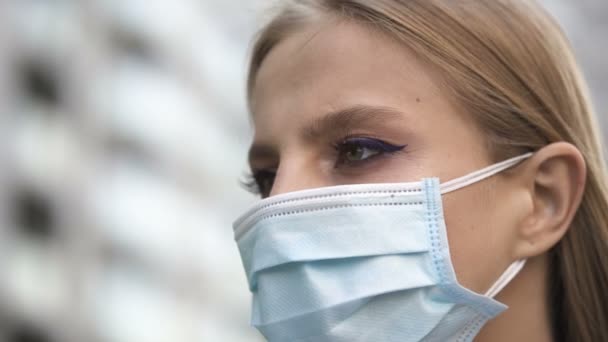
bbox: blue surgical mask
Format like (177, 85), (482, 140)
(234, 153), (532, 342)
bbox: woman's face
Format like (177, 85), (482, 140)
(248, 19), (525, 295)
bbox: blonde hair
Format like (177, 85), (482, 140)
(247, 1), (608, 340)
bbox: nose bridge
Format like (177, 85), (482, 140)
(270, 157), (328, 197)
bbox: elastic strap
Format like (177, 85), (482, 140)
(484, 259), (527, 298)
(440, 153), (533, 194)
(438, 153), (532, 298)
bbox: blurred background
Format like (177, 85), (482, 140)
(0, 1), (605, 342)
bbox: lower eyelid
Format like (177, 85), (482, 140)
(335, 149), (400, 169)
(333, 155), (396, 176)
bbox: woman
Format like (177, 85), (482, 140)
(233, 1), (608, 341)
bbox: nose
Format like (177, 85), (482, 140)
(269, 160), (329, 197)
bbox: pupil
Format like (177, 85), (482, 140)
(347, 146), (364, 160)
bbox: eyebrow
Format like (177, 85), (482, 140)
(304, 105), (405, 140)
(248, 105), (405, 167)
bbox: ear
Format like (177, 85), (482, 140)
(512, 142), (587, 259)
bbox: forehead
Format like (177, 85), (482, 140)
(250, 18), (443, 132)
(247, 17), (492, 183)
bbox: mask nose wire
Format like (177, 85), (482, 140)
(439, 153), (534, 195)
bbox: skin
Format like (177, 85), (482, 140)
(248, 17), (586, 341)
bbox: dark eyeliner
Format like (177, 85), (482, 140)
(334, 137), (407, 167)
(342, 137), (407, 153)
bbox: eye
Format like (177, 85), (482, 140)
(241, 170), (276, 198)
(334, 137), (406, 167)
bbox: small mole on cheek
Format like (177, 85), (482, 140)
(416, 97), (421, 103)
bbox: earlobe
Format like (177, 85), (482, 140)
(513, 142), (587, 259)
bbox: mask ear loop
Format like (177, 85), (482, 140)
(440, 153), (534, 195)
(439, 152), (533, 297)
(483, 259), (527, 298)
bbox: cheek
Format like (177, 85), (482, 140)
(441, 181), (518, 294)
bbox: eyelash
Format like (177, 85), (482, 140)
(240, 170), (276, 198)
(243, 137), (407, 197)
(333, 136), (407, 168)
(240, 175), (258, 194)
